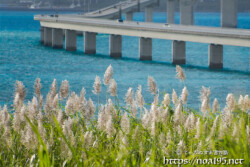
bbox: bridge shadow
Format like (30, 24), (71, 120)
(65, 50), (250, 76)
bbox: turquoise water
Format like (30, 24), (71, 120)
(1, 11), (250, 109)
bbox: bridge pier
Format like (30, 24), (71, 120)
(167, 0), (175, 24)
(221, 0), (237, 28)
(40, 27), (44, 44)
(178, 0), (193, 65)
(209, 44), (223, 69)
(65, 30), (77, 51)
(172, 40), (186, 64)
(84, 32), (96, 54)
(180, 0), (194, 25)
(139, 37), (152, 60)
(110, 35), (122, 58)
(145, 6), (153, 22)
(52, 28), (64, 49)
(44, 27), (52, 46)
(125, 12), (133, 21)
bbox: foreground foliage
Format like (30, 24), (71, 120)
(0, 65), (249, 166)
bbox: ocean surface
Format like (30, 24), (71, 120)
(1, 11), (250, 110)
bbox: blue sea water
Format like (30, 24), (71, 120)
(1, 11), (250, 109)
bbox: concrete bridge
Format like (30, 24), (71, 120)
(60, 0), (158, 22)
(35, 14), (250, 69)
(35, 0), (241, 69)
(83, 0), (158, 21)
(60, 0), (237, 28)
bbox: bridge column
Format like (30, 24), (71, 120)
(125, 12), (133, 21)
(145, 6), (153, 22)
(180, 0), (194, 25)
(209, 44), (223, 69)
(172, 40), (186, 64)
(52, 28), (63, 49)
(139, 37), (152, 60)
(44, 27), (52, 46)
(221, 0), (237, 28)
(40, 27), (44, 44)
(110, 35), (122, 58)
(84, 32), (96, 54)
(178, 0), (193, 64)
(65, 30), (77, 51)
(167, 0), (175, 24)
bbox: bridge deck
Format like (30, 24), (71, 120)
(83, 0), (156, 18)
(34, 15), (250, 47)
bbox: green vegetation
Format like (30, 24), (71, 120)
(0, 65), (249, 166)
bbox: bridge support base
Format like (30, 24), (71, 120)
(40, 27), (44, 44)
(209, 44), (223, 69)
(167, 0), (175, 24)
(180, 0), (194, 25)
(44, 27), (52, 46)
(172, 40), (186, 64)
(65, 30), (77, 51)
(221, 0), (237, 28)
(145, 6), (153, 22)
(139, 37), (152, 60)
(125, 12), (133, 21)
(52, 28), (63, 49)
(110, 35), (122, 58)
(84, 32), (96, 54)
